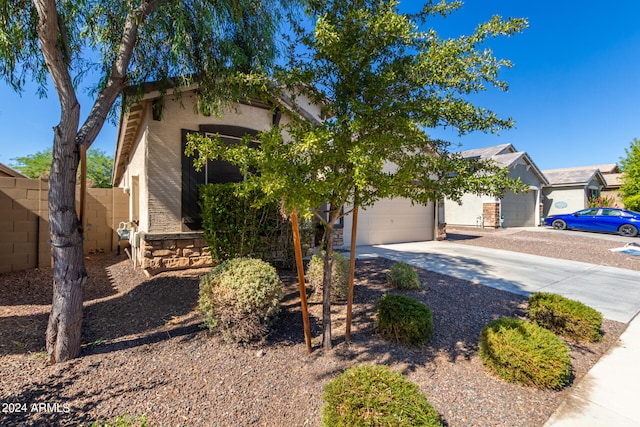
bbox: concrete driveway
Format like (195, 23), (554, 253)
(355, 239), (640, 323)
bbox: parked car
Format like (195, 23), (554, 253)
(545, 207), (640, 237)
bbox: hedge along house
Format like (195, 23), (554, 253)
(542, 166), (608, 216)
(112, 84), (324, 275)
(443, 144), (548, 228)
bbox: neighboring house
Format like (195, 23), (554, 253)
(542, 166), (608, 216)
(113, 85), (437, 274)
(444, 144), (548, 228)
(592, 163), (624, 207)
(0, 162), (28, 178)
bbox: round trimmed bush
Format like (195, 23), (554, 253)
(527, 292), (603, 342)
(322, 365), (443, 427)
(376, 294), (433, 346)
(307, 252), (350, 302)
(479, 317), (571, 389)
(198, 257), (283, 342)
(387, 262), (421, 290)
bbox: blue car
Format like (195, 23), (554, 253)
(545, 207), (640, 237)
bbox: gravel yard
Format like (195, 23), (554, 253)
(0, 226), (632, 426)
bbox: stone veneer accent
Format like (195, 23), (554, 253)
(332, 227), (344, 247)
(141, 232), (212, 276)
(482, 202), (500, 228)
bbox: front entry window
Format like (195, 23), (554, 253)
(181, 125), (259, 230)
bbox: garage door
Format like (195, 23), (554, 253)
(343, 197), (434, 246)
(502, 190), (536, 227)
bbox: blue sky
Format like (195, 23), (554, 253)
(1, 0), (639, 171)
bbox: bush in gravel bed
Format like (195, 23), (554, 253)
(322, 364), (443, 427)
(387, 261), (420, 290)
(527, 292), (603, 342)
(479, 317), (571, 390)
(376, 294), (433, 346)
(198, 257), (283, 342)
(307, 251), (350, 302)
(91, 414), (149, 426)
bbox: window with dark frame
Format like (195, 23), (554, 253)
(181, 125), (259, 230)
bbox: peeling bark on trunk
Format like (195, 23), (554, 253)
(33, 0), (153, 364)
(46, 121), (86, 364)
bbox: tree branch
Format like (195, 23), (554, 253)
(76, 0), (160, 148)
(33, 0), (78, 116)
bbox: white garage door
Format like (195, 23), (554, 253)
(343, 197), (434, 246)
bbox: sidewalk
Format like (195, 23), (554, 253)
(353, 241), (640, 427)
(544, 313), (640, 426)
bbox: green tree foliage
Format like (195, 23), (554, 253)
(11, 147), (114, 187)
(187, 0), (528, 349)
(620, 138), (640, 211)
(0, 0), (297, 363)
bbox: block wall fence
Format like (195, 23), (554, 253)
(0, 177), (129, 274)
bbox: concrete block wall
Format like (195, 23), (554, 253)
(0, 177), (48, 273)
(0, 177), (129, 273)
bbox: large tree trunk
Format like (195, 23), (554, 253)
(46, 109), (86, 364)
(321, 223), (335, 350)
(33, 0), (152, 363)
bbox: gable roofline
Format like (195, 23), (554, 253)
(457, 143), (548, 186)
(0, 162), (28, 178)
(542, 166), (607, 187)
(458, 143), (516, 160)
(112, 83), (325, 186)
(490, 151), (549, 186)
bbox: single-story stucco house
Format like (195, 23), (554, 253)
(542, 166), (608, 216)
(444, 144), (548, 228)
(112, 84), (328, 274)
(112, 84), (438, 274)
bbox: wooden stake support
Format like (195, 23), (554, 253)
(291, 209), (313, 354)
(345, 203), (359, 342)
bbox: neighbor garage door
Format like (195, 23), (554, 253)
(502, 190), (536, 227)
(345, 197), (434, 246)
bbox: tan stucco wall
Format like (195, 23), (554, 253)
(445, 162), (545, 227)
(145, 94), (270, 233)
(543, 186), (586, 216)
(127, 92), (322, 235)
(116, 111), (150, 233)
(444, 193), (494, 226)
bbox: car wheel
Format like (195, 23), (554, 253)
(552, 219), (567, 230)
(619, 224), (638, 237)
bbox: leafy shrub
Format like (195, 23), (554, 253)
(307, 252), (350, 302)
(322, 365), (443, 427)
(198, 257), (283, 342)
(587, 195), (616, 208)
(479, 317), (571, 389)
(387, 261), (421, 290)
(200, 183), (312, 268)
(527, 292), (603, 342)
(376, 294), (433, 346)
(623, 194), (640, 212)
(91, 415), (149, 427)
